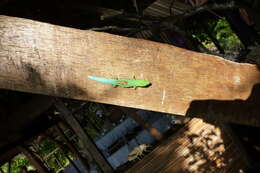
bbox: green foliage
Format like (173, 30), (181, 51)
(45, 149), (70, 172)
(39, 140), (57, 155)
(191, 16), (243, 52)
(192, 33), (217, 51)
(0, 143), (72, 173)
(84, 103), (106, 139)
(84, 126), (100, 139)
(37, 139), (72, 172)
(0, 154), (32, 173)
(211, 19), (243, 50)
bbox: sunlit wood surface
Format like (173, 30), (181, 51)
(126, 118), (250, 173)
(1, 15), (260, 126)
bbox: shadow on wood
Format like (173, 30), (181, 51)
(186, 83), (260, 126)
(20, 63), (87, 99)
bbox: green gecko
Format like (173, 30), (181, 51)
(88, 76), (151, 88)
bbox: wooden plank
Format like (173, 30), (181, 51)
(54, 99), (113, 173)
(1, 15), (260, 126)
(19, 145), (49, 173)
(126, 118), (250, 173)
(55, 123), (90, 172)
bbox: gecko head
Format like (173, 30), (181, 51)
(138, 80), (151, 87)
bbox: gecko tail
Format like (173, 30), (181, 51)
(88, 76), (117, 85)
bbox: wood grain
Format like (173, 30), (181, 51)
(1, 15), (260, 126)
(126, 118), (250, 173)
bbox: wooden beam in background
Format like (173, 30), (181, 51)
(1, 16), (260, 126)
(54, 99), (113, 173)
(55, 123), (90, 172)
(19, 145), (49, 173)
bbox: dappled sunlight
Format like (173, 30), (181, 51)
(182, 122), (227, 172)
(127, 118), (248, 173)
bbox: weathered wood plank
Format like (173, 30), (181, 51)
(126, 118), (250, 173)
(1, 15), (260, 126)
(54, 99), (113, 173)
(19, 145), (49, 173)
